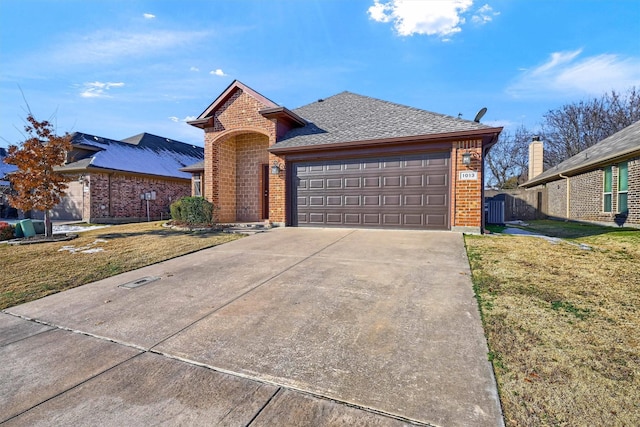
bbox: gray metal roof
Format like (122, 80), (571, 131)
(57, 132), (204, 179)
(0, 147), (17, 183)
(275, 91), (494, 148)
(523, 120), (640, 187)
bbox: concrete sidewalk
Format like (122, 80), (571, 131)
(2, 228), (503, 426)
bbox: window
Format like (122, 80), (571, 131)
(193, 173), (202, 197)
(603, 166), (612, 212)
(618, 162), (628, 214)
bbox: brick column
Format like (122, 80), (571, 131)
(452, 140), (483, 233)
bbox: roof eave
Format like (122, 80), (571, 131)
(187, 118), (211, 129)
(521, 147), (640, 187)
(180, 165), (205, 172)
(259, 107), (307, 127)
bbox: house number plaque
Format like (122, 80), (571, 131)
(459, 171), (478, 180)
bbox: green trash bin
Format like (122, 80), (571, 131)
(14, 222), (23, 238)
(19, 219), (36, 238)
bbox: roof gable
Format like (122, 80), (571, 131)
(274, 91), (499, 149)
(189, 80), (279, 128)
(523, 120), (640, 186)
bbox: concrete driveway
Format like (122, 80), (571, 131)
(1, 228), (503, 426)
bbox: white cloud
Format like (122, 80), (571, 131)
(143, 13), (156, 19)
(210, 69), (227, 76)
(471, 4), (499, 24)
(79, 81), (125, 98)
(168, 115), (197, 123)
(190, 66), (200, 72)
(507, 49), (640, 98)
(47, 29), (210, 67)
(368, 0), (475, 37)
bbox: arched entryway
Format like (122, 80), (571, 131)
(211, 130), (270, 223)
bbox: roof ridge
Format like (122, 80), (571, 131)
(297, 91), (487, 128)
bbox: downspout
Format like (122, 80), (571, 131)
(559, 173), (570, 219)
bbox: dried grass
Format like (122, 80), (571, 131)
(466, 224), (640, 426)
(0, 221), (241, 310)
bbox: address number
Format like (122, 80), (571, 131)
(459, 171), (478, 180)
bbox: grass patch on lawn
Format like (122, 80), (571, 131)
(466, 222), (639, 426)
(0, 221), (241, 310)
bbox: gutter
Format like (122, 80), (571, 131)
(559, 173), (570, 218)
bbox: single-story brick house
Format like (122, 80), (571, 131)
(184, 80), (502, 232)
(26, 132), (204, 223)
(0, 148), (18, 217)
(522, 120), (639, 227)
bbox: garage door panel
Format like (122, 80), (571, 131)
(404, 175), (424, 187)
(384, 160), (401, 168)
(404, 214), (424, 226)
(363, 195), (380, 206)
(404, 195), (423, 206)
(363, 177), (380, 187)
(344, 213), (361, 224)
(326, 213), (342, 223)
(383, 195), (401, 206)
(294, 153), (449, 229)
(426, 214), (447, 226)
(344, 178), (361, 188)
(427, 174), (447, 186)
(383, 214), (401, 225)
(326, 196), (342, 206)
(404, 159), (424, 167)
(363, 214), (381, 225)
(426, 194), (446, 206)
(326, 178), (342, 188)
(363, 160), (381, 169)
(383, 176), (401, 187)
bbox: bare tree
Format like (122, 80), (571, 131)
(485, 126), (532, 189)
(542, 87), (640, 167)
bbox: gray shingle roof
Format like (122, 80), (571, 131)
(523, 120), (640, 187)
(274, 91), (494, 149)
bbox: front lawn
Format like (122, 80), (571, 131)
(0, 221), (241, 310)
(466, 220), (639, 426)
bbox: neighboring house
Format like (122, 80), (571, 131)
(183, 80), (502, 232)
(30, 132), (204, 223)
(522, 120), (640, 227)
(0, 148), (18, 217)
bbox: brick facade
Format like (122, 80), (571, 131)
(202, 89), (285, 224)
(452, 139), (483, 230)
(86, 172), (190, 223)
(543, 156), (639, 226)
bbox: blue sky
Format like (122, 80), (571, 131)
(1, 0), (639, 148)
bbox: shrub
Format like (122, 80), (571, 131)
(170, 198), (183, 222)
(170, 197), (214, 225)
(0, 222), (14, 241)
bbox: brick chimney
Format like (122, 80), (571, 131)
(528, 136), (543, 180)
